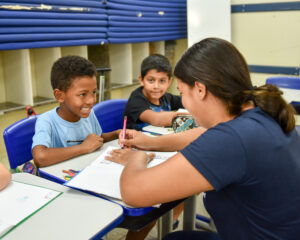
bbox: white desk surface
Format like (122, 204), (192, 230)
(39, 140), (132, 207)
(3, 173), (123, 240)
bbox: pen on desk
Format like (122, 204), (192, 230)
(121, 116), (127, 148)
(66, 140), (84, 143)
(150, 132), (161, 136)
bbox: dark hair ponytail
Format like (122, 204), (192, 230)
(174, 37), (296, 133)
(229, 84), (296, 133)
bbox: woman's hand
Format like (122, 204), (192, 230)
(118, 129), (153, 150)
(105, 148), (155, 166)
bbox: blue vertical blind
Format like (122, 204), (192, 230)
(0, 0), (107, 50)
(0, 0), (187, 50)
(107, 0), (187, 43)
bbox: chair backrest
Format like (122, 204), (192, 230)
(92, 99), (128, 133)
(3, 116), (38, 169)
(266, 76), (300, 89)
(296, 126), (300, 135)
(266, 76), (300, 114)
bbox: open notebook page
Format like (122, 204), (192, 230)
(0, 181), (61, 237)
(65, 146), (176, 200)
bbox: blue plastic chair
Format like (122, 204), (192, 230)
(3, 116), (38, 171)
(266, 76), (300, 113)
(93, 99), (128, 133)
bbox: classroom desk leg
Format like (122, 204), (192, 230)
(157, 209), (173, 240)
(183, 195), (197, 231)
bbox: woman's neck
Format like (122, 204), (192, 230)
(241, 101), (255, 112)
(208, 101), (255, 128)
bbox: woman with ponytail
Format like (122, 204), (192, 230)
(107, 38), (300, 240)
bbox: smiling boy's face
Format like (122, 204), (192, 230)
(54, 75), (97, 122)
(139, 69), (172, 105)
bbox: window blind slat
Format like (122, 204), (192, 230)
(0, 27), (107, 34)
(0, 10), (107, 20)
(0, 19), (108, 26)
(0, 39), (107, 51)
(109, 0), (186, 8)
(0, 33), (107, 43)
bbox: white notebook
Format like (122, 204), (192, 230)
(0, 181), (61, 238)
(64, 146), (176, 200)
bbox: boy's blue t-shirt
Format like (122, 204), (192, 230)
(123, 86), (183, 130)
(181, 107), (300, 240)
(32, 107), (102, 149)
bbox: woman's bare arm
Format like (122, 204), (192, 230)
(106, 149), (213, 207)
(120, 127), (206, 151)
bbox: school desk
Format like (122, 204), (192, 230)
(3, 173), (123, 240)
(39, 139), (193, 238)
(39, 139), (169, 216)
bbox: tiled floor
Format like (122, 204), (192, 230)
(106, 213), (183, 240)
(105, 194), (209, 240)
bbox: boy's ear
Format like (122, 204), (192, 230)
(194, 82), (207, 100)
(53, 89), (65, 103)
(138, 76), (144, 86)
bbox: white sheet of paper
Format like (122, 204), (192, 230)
(65, 146), (176, 199)
(176, 108), (189, 113)
(92, 146), (176, 168)
(142, 125), (174, 135)
(0, 181), (61, 237)
(0, 220), (13, 238)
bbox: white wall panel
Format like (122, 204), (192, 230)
(187, 0), (231, 47)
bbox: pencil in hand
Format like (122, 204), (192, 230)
(121, 116), (127, 148)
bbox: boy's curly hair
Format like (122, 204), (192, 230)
(51, 55), (96, 91)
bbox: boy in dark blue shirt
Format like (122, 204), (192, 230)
(123, 54), (183, 130)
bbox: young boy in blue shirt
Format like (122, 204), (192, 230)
(32, 56), (120, 168)
(123, 54), (183, 130)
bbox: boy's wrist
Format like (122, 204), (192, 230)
(76, 142), (88, 155)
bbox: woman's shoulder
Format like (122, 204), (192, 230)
(229, 107), (277, 132)
(214, 107), (285, 147)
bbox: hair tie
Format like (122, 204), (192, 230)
(246, 88), (257, 106)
